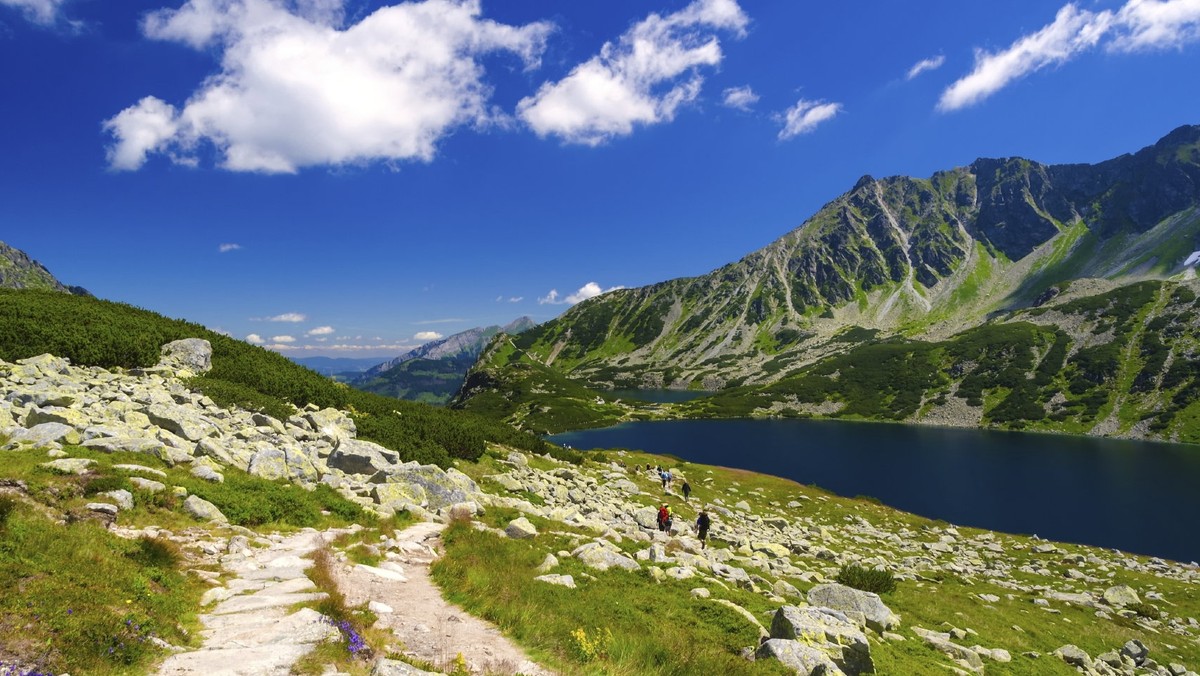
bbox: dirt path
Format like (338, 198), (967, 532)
(332, 521), (554, 676)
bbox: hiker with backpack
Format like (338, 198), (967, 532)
(681, 479), (691, 502)
(696, 509), (711, 549)
(657, 503), (671, 532)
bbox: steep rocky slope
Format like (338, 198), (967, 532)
(489, 126), (1200, 392)
(0, 240), (88, 295)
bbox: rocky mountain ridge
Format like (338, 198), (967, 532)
(0, 240), (88, 296)
(494, 125), (1200, 392)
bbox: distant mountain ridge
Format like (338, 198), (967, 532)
(362, 317), (536, 379)
(0, 241), (89, 295)
(351, 317), (535, 404)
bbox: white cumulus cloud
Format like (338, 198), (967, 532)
(905, 54), (945, 80)
(721, 85), (759, 110)
(539, 282), (624, 305)
(939, 1), (1200, 112)
(777, 98), (842, 140)
(264, 312), (306, 322)
(104, 0), (553, 173)
(306, 326), (335, 336)
(1110, 0), (1200, 51)
(517, 0), (748, 145)
(271, 335), (296, 343)
(414, 331), (444, 341)
(245, 333), (265, 344)
(0, 0), (69, 25)
(218, 243), (242, 253)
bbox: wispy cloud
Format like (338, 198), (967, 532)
(940, 1), (1200, 112)
(777, 98), (842, 140)
(905, 54), (945, 80)
(271, 335), (296, 343)
(721, 85), (760, 111)
(518, 0), (748, 145)
(218, 243), (242, 253)
(539, 282), (624, 305)
(252, 312), (307, 323)
(496, 295), (524, 303)
(104, 0), (552, 172)
(306, 326), (335, 336)
(414, 331), (444, 341)
(0, 0), (70, 26)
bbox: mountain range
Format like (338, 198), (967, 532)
(351, 317), (535, 404)
(455, 125), (1200, 442)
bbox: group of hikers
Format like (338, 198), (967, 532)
(635, 463), (710, 549)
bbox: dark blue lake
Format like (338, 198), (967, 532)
(550, 419), (1200, 563)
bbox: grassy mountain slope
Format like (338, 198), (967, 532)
(0, 289), (552, 466)
(481, 126), (1200, 394)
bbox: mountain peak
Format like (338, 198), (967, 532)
(0, 241), (89, 295)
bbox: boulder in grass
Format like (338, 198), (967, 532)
(1102, 585), (1141, 608)
(157, 338), (213, 375)
(505, 517), (538, 539)
(808, 583), (900, 632)
(756, 639), (843, 675)
(183, 495), (228, 523)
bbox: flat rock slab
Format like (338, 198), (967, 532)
(156, 529), (353, 676)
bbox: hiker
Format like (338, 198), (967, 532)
(659, 470), (669, 490)
(681, 479), (691, 502)
(696, 509), (711, 549)
(657, 503), (670, 532)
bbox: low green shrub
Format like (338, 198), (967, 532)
(83, 475), (131, 496)
(836, 564), (897, 595)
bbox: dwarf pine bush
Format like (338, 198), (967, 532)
(836, 564), (896, 595)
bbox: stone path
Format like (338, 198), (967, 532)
(333, 521), (553, 675)
(157, 528), (344, 675)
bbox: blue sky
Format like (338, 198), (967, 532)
(1, 0), (1198, 358)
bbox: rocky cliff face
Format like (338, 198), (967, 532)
(0, 240), (89, 295)
(484, 125), (1200, 393)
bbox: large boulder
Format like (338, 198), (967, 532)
(505, 517), (538, 539)
(808, 583), (900, 632)
(770, 605), (872, 675)
(372, 482), (427, 510)
(328, 439), (399, 476)
(756, 639), (844, 675)
(304, 408), (356, 442)
(8, 422), (79, 447)
(375, 463), (480, 511)
(573, 542), (640, 572)
(158, 338), (212, 375)
(183, 495), (228, 523)
(1102, 585), (1141, 608)
(145, 403), (218, 441)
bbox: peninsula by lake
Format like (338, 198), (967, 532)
(551, 419), (1200, 563)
